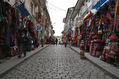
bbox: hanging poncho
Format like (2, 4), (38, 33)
(107, 4), (112, 21)
(114, 0), (119, 32)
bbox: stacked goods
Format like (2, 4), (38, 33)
(106, 42), (119, 63)
(91, 34), (104, 57)
(100, 42), (109, 61)
(101, 41), (119, 63)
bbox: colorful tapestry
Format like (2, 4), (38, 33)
(114, 0), (119, 32)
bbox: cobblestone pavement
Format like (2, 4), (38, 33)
(1, 45), (113, 79)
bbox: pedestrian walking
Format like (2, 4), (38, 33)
(56, 38), (58, 45)
(69, 37), (72, 47)
(17, 30), (27, 58)
(64, 39), (67, 47)
(28, 34), (32, 51)
(41, 38), (44, 47)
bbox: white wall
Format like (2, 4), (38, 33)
(25, 0), (32, 15)
(4, 0), (16, 6)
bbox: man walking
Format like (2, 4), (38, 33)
(41, 38), (44, 47)
(56, 38), (58, 45)
(69, 37), (72, 47)
(64, 39), (67, 47)
(17, 30), (27, 58)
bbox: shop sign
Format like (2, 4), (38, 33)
(78, 31), (80, 35)
(37, 26), (42, 31)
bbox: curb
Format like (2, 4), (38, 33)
(0, 45), (49, 78)
(70, 46), (119, 79)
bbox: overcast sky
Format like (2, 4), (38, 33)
(47, 0), (77, 36)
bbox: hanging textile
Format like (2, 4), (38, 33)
(107, 4), (112, 21)
(99, 17), (104, 25)
(116, 0), (119, 32)
(84, 11), (93, 21)
(114, 0), (119, 31)
(92, 15), (98, 33)
(92, 0), (107, 9)
(0, 0), (3, 3)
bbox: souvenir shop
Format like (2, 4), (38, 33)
(80, 0), (119, 64)
(0, 1), (38, 59)
(0, 1), (19, 58)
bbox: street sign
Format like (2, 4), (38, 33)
(37, 26), (42, 31)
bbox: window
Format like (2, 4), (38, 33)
(31, 2), (33, 14)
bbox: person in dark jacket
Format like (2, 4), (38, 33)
(64, 39), (67, 47)
(41, 38), (44, 47)
(56, 38), (58, 45)
(17, 31), (28, 58)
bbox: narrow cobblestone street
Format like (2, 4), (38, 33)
(1, 45), (113, 79)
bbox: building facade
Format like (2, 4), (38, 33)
(63, 0), (100, 46)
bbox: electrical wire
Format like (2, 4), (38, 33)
(46, 0), (67, 11)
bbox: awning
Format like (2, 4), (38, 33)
(84, 8), (98, 20)
(92, 0), (107, 9)
(84, 0), (110, 21)
(84, 11), (93, 20)
(17, 3), (30, 17)
(91, 9), (97, 15)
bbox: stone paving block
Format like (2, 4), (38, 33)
(1, 45), (113, 79)
(105, 75), (113, 79)
(80, 78), (89, 79)
(71, 46), (119, 79)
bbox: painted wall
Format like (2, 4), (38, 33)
(4, 0), (16, 6)
(25, 0), (34, 16)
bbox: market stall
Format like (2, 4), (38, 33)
(80, 0), (119, 64)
